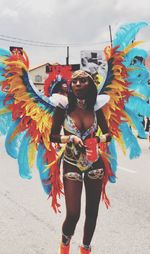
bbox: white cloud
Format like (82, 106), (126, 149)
(115, 0), (149, 12)
(0, 0), (149, 67)
(1, 8), (18, 19)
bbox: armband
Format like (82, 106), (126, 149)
(68, 135), (74, 143)
(100, 133), (112, 143)
(100, 134), (107, 143)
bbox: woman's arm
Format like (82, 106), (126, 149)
(96, 108), (112, 142)
(50, 106), (70, 143)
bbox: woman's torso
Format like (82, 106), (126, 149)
(64, 108), (97, 139)
(63, 107), (99, 171)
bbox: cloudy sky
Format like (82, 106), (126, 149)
(0, 0), (149, 68)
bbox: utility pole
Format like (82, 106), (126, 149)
(109, 25), (113, 47)
(66, 46), (69, 65)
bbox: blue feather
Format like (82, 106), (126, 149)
(0, 91), (12, 136)
(125, 107), (147, 138)
(119, 122), (141, 159)
(0, 90), (6, 99)
(5, 119), (24, 159)
(0, 91), (14, 110)
(108, 139), (117, 183)
(0, 62), (6, 69)
(123, 48), (148, 68)
(0, 92), (6, 109)
(126, 96), (150, 116)
(18, 134), (32, 179)
(0, 112), (12, 135)
(113, 22), (148, 50)
(0, 76), (6, 82)
(0, 67), (5, 75)
(129, 82), (150, 98)
(36, 144), (51, 195)
(0, 48), (10, 56)
(128, 66), (149, 82)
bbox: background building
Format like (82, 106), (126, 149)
(29, 63), (49, 92)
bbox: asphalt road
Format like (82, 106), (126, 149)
(0, 136), (150, 254)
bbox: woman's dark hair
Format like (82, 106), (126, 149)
(67, 76), (97, 113)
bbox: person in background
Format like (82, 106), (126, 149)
(50, 78), (68, 96)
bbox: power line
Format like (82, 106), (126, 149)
(0, 34), (110, 48)
(0, 34), (66, 46)
(0, 37), (66, 48)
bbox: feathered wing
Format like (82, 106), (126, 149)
(97, 22), (150, 206)
(0, 22), (149, 211)
(0, 49), (63, 212)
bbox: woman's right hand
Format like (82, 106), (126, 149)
(69, 135), (85, 150)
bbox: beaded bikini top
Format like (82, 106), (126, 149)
(63, 114), (97, 140)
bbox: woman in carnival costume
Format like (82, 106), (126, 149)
(50, 70), (111, 254)
(0, 22), (150, 254)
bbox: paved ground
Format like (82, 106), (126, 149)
(0, 136), (150, 254)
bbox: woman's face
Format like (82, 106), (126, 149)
(71, 77), (90, 99)
(61, 83), (68, 93)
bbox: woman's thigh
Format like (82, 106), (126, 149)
(84, 157), (104, 215)
(63, 161), (83, 215)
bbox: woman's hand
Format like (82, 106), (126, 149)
(69, 135), (86, 151)
(69, 135), (84, 146)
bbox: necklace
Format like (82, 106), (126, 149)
(76, 98), (86, 109)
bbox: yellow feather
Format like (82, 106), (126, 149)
(44, 145), (66, 171)
(115, 135), (126, 155)
(133, 91), (146, 100)
(28, 142), (37, 168)
(3, 60), (28, 71)
(37, 114), (52, 132)
(124, 41), (144, 55)
(42, 135), (51, 151)
(0, 108), (11, 114)
(9, 127), (20, 142)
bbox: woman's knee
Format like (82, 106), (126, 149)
(66, 211), (80, 224)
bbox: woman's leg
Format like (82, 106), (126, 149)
(82, 167), (104, 247)
(62, 161), (83, 245)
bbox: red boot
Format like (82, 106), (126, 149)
(59, 243), (70, 254)
(79, 246), (91, 254)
